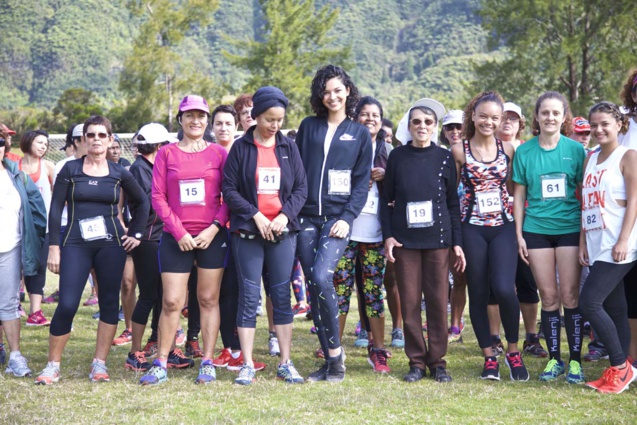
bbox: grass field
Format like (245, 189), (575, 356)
(2, 274), (637, 425)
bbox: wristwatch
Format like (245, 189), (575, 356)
(213, 220), (223, 230)
(134, 232), (142, 239)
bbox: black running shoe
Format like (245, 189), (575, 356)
(326, 349), (345, 383)
(307, 362), (328, 382)
(432, 366), (452, 383)
(167, 348), (195, 369)
(505, 351), (529, 381)
(481, 357), (500, 381)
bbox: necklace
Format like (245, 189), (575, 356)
(471, 140), (495, 162)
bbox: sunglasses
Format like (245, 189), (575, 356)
(410, 118), (435, 127)
(444, 124), (462, 131)
(85, 132), (110, 140)
(0, 138), (5, 148)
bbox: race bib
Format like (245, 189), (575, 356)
(328, 170), (351, 195)
(362, 191), (379, 215)
(541, 174), (567, 200)
(582, 207), (603, 231)
(258, 167), (281, 194)
(407, 201), (433, 228)
(179, 179), (206, 206)
(476, 190), (501, 214)
(79, 216), (108, 241)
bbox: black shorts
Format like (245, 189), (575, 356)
(523, 231), (579, 250)
(159, 230), (229, 273)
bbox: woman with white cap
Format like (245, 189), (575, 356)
(381, 98), (465, 383)
(141, 95), (230, 385)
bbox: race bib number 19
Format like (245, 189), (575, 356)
(407, 201), (433, 228)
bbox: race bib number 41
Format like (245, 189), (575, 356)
(407, 201), (433, 228)
(258, 167), (281, 194)
(541, 174), (567, 201)
(179, 179), (206, 206)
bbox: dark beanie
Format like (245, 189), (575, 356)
(251, 86), (289, 119)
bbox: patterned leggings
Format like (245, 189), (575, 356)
(334, 241), (386, 318)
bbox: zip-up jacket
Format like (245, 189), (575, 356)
(223, 127), (307, 233)
(373, 134), (388, 197)
(295, 116), (373, 225)
(129, 155), (163, 241)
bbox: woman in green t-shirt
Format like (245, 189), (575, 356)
(512, 91), (586, 384)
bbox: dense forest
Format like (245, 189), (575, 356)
(0, 0), (487, 129)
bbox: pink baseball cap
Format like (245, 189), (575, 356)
(178, 95), (210, 114)
(572, 117), (590, 133)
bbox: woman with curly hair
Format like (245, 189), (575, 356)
(295, 65), (372, 382)
(513, 91), (586, 383)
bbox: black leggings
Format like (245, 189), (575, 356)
(131, 240), (162, 329)
(219, 250), (240, 349)
(24, 233), (49, 297)
(579, 260), (634, 366)
(51, 245), (127, 336)
(187, 266), (200, 341)
(462, 222), (520, 349)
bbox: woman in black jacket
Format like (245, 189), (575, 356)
(222, 86), (307, 385)
(295, 65), (373, 382)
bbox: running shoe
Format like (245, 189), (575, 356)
(0, 344), (5, 365)
(403, 366), (426, 383)
(596, 364), (637, 394)
(195, 359), (216, 384)
(234, 364), (256, 385)
(167, 349), (194, 369)
(83, 293), (98, 306)
(307, 362), (328, 382)
(17, 303), (26, 317)
(277, 360), (304, 384)
(586, 372), (609, 391)
(314, 347), (325, 359)
(491, 336), (504, 357)
(291, 303), (309, 318)
(368, 347), (391, 373)
(26, 310), (51, 327)
(126, 351), (151, 372)
(448, 327), (463, 344)
(118, 306), (125, 321)
(354, 329), (369, 348)
(432, 366), (452, 383)
(5, 353), (32, 377)
(34, 362), (61, 385)
(89, 361), (109, 382)
(142, 340), (158, 358)
(390, 328), (405, 348)
(505, 352), (529, 381)
(213, 348), (232, 367)
(354, 321), (361, 336)
(186, 340), (204, 359)
(481, 357), (500, 381)
(584, 349), (609, 362)
(523, 337), (548, 358)
(92, 311), (100, 320)
(269, 335), (280, 356)
(538, 358), (565, 381)
(227, 352), (266, 371)
(112, 329), (132, 346)
(566, 360), (585, 384)
(175, 327), (186, 346)
(326, 349), (345, 383)
(42, 290), (60, 304)
(139, 360), (167, 386)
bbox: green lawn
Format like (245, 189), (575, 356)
(2, 274), (636, 425)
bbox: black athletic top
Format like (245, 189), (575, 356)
(129, 155), (163, 241)
(49, 157), (149, 248)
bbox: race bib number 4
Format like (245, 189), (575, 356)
(407, 201), (433, 228)
(179, 179), (206, 206)
(476, 190), (501, 214)
(582, 207), (603, 231)
(258, 167), (281, 194)
(541, 174), (567, 200)
(79, 216), (108, 241)
(362, 192), (379, 215)
(328, 170), (351, 195)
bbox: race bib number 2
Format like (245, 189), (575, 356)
(362, 192), (379, 215)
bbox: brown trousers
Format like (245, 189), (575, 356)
(394, 247), (449, 371)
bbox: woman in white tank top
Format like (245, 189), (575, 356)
(578, 101), (637, 393)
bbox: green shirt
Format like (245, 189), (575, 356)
(512, 135), (585, 235)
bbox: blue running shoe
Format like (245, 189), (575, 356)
(354, 329), (369, 348)
(566, 360), (585, 384)
(538, 358), (565, 381)
(234, 364), (256, 386)
(140, 360), (167, 386)
(276, 360), (304, 384)
(195, 359), (216, 384)
(390, 328), (405, 348)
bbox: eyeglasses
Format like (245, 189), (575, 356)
(410, 118), (435, 127)
(0, 138), (6, 148)
(85, 132), (109, 140)
(444, 124), (462, 131)
(503, 115), (520, 122)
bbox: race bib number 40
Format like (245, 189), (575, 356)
(541, 174), (567, 201)
(79, 216), (108, 241)
(328, 170), (351, 195)
(179, 179), (206, 206)
(407, 201), (433, 228)
(258, 167), (281, 194)
(476, 190), (501, 214)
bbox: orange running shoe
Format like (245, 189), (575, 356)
(596, 363), (636, 394)
(212, 348), (231, 367)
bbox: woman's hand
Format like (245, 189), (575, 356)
(517, 235), (529, 265)
(578, 243), (589, 267)
(612, 239), (629, 263)
(121, 235), (141, 252)
(270, 213), (289, 236)
(384, 237), (403, 263)
(329, 220), (350, 239)
(194, 226), (219, 250)
(47, 245), (61, 274)
(453, 245), (466, 273)
(253, 211), (273, 241)
(177, 233), (198, 251)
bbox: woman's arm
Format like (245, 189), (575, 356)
(513, 183), (529, 265)
(613, 150), (637, 262)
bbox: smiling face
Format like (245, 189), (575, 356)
(357, 104), (382, 140)
(255, 107), (285, 140)
(212, 112), (236, 147)
(497, 111), (520, 141)
(443, 123), (462, 146)
(408, 108), (437, 146)
(536, 98), (566, 135)
(589, 111), (621, 147)
(472, 101), (502, 139)
(322, 77), (350, 116)
(82, 124), (112, 156)
(30, 135), (49, 159)
(181, 109), (208, 140)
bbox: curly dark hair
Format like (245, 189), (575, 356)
(462, 91), (504, 140)
(532, 91), (573, 136)
(619, 68), (637, 116)
(589, 101), (630, 135)
(309, 65), (360, 119)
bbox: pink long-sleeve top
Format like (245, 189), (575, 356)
(152, 142), (229, 242)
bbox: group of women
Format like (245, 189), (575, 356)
(2, 65), (637, 394)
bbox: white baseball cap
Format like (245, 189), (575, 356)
(72, 124), (84, 138)
(442, 110), (464, 126)
(396, 98), (446, 145)
(503, 102), (523, 118)
(134, 123), (178, 144)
